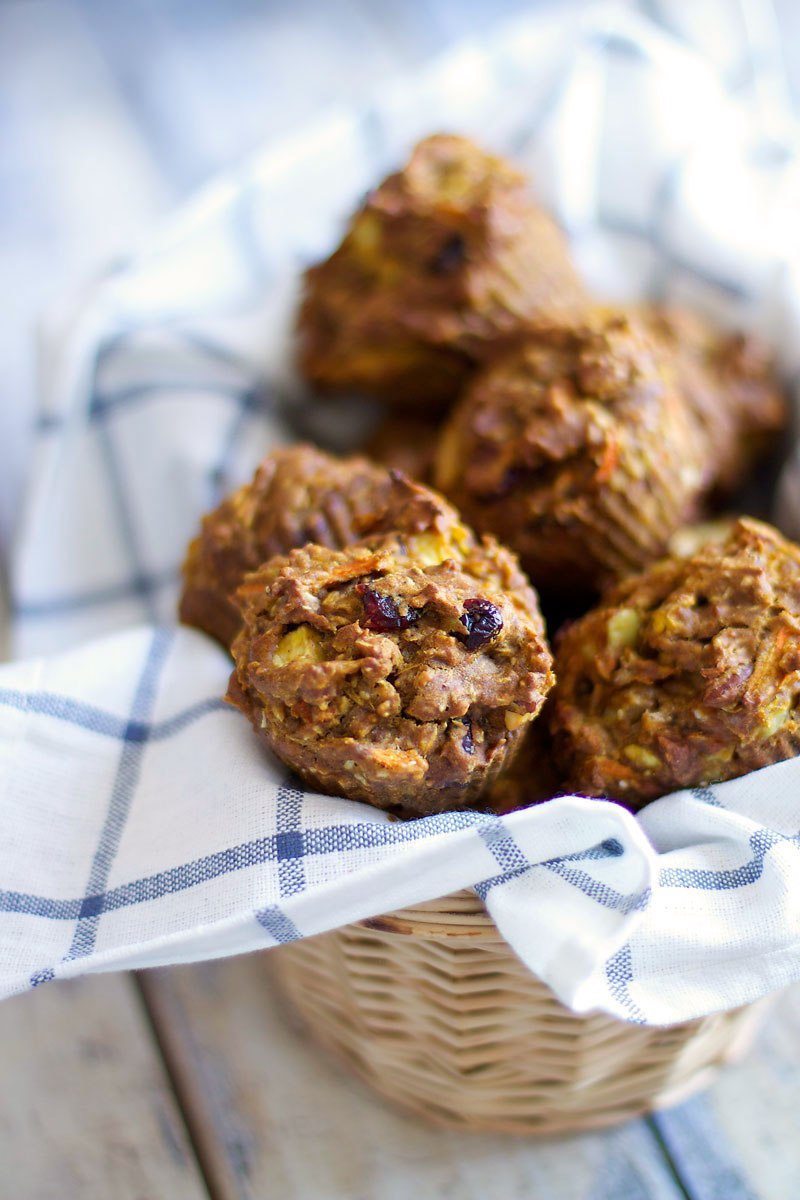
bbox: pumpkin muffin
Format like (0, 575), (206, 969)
(364, 413), (439, 483)
(180, 444), (468, 647)
(484, 716), (565, 814)
(227, 534), (554, 815)
(435, 309), (710, 594)
(667, 516), (736, 559)
(296, 133), (587, 408)
(550, 518), (800, 807)
(646, 306), (786, 492)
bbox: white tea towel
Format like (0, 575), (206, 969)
(6, 2), (800, 1024)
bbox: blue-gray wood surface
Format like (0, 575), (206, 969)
(2, 2), (800, 1196)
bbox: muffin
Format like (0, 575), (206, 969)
(435, 309), (709, 594)
(484, 717), (565, 814)
(180, 444), (468, 647)
(364, 413), (439, 483)
(296, 133), (587, 408)
(227, 535), (554, 815)
(550, 518), (800, 808)
(646, 306), (786, 493)
(667, 516), (736, 559)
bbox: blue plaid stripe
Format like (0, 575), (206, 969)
(231, 182), (278, 290)
(605, 944), (647, 1024)
(596, 207), (752, 300)
(96, 419), (159, 624)
(13, 569), (178, 620)
(204, 379), (276, 511)
(479, 821), (530, 875)
(691, 784), (723, 808)
(37, 380), (258, 432)
(17, 322), (271, 630)
(255, 905), (301, 944)
(22, 403), (272, 626)
(275, 780), (307, 898)
(539, 837), (650, 917)
(660, 828), (800, 890)
(0, 687), (228, 741)
(474, 837), (644, 911)
(63, 628), (173, 961)
(589, 29), (651, 62)
(30, 968), (56, 989)
(1, 810), (491, 923)
(544, 860), (650, 915)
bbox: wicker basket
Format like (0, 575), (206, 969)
(274, 890), (768, 1136)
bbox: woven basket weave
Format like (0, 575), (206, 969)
(274, 890), (767, 1135)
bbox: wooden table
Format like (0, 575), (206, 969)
(3, 1), (800, 1194)
(2, 956), (799, 1198)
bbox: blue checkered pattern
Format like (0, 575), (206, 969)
(6, 4), (800, 1024)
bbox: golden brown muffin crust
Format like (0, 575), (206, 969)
(550, 518), (800, 807)
(180, 444), (467, 647)
(645, 306), (786, 491)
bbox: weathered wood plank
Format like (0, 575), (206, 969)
(140, 954), (686, 1200)
(649, 985), (800, 1200)
(0, 973), (208, 1200)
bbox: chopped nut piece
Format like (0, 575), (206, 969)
(668, 518), (736, 559)
(760, 703), (790, 739)
(607, 608), (640, 651)
(622, 745), (660, 770)
(273, 626), (325, 666)
(407, 530), (463, 567)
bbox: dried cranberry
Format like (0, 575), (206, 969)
(461, 718), (474, 755)
(358, 585), (421, 632)
(459, 598), (503, 650)
(429, 233), (466, 275)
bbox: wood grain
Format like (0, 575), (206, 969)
(0, 973), (208, 1200)
(143, 954), (800, 1199)
(139, 954), (687, 1200)
(651, 984), (800, 1200)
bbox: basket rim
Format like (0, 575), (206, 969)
(356, 890), (498, 939)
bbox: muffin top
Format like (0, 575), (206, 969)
(551, 518), (800, 806)
(180, 443), (468, 646)
(435, 309), (708, 589)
